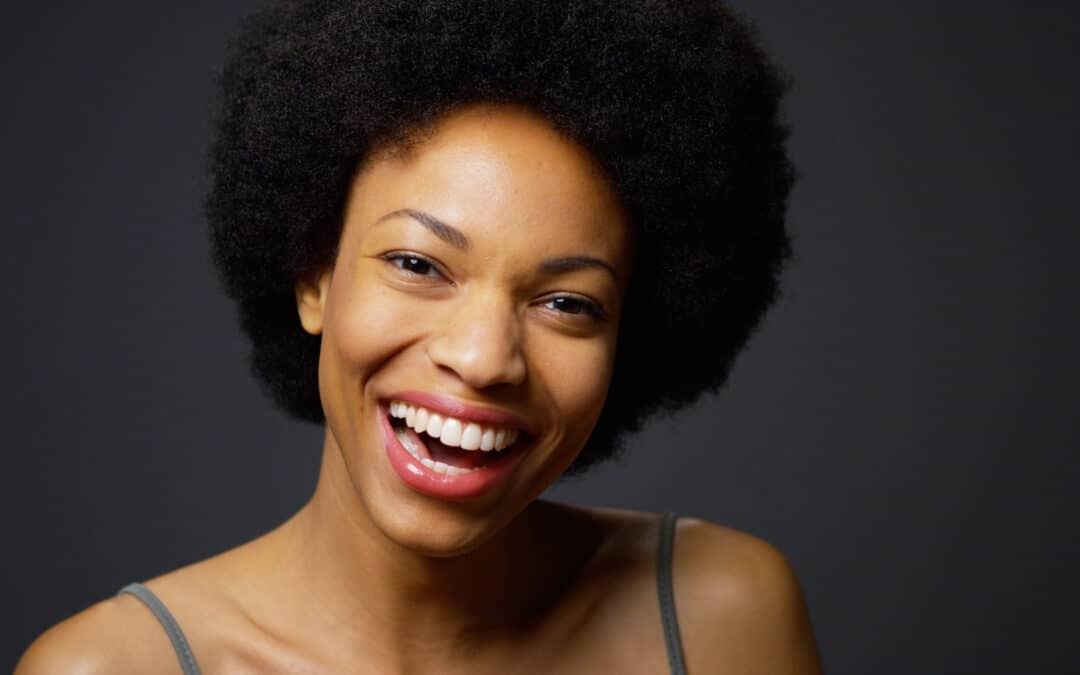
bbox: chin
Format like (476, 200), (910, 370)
(371, 502), (517, 558)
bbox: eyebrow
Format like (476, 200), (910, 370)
(372, 208), (620, 282)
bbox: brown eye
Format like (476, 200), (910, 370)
(382, 252), (441, 278)
(544, 295), (606, 320)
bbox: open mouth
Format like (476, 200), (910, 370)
(384, 401), (532, 477)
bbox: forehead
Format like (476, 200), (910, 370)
(342, 105), (633, 269)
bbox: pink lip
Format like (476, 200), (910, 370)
(383, 390), (532, 433)
(378, 401), (530, 500)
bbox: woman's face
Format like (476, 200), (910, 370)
(296, 104), (633, 554)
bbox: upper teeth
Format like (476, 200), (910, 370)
(388, 401), (521, 452)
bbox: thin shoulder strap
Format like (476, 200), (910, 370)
(657, 512), (688, 675)
(117, 582), (203, 675)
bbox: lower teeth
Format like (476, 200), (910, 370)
(394, 427), (480, 476)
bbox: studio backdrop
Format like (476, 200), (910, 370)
(4, 1), (1077, 673)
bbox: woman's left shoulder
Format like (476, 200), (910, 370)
(667, 514), (825, 674)
(536, 503), (823, 672)
(671, 514), (803, 602)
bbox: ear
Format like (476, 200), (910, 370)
(295, 267), (333, 335)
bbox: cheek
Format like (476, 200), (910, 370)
(317, 279), (429, 422)
(333, 299), (384, 367)
(533, 334), (616, 437)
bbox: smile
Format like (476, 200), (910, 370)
(378, 396), (533, 500)
(390, 399), (520, 455)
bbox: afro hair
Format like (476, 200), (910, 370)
(206, 0), (797, 477)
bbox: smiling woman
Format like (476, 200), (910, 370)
(297, 106), (635, 540)
(16, 1), (821, 674)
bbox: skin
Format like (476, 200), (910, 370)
(16, 105), (823, 674)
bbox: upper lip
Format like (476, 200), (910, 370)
(383, 390), (533, 435)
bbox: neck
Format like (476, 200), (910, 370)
(245, 430), (592, 671)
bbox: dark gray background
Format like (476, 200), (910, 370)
(4, 2), (1078, 673)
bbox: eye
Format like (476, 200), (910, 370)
(543, 295), (607, 321)
(381, 252), (443, 279)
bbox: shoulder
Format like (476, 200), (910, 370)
(14, 589), (183, 675)
(672, 516), (824, 674)
(551, 504), (823, 673)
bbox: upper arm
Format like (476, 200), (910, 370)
(675, 518), (824, 675)
(15, 595), (176, 675)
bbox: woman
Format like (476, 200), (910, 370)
(18, 1), (822, 673)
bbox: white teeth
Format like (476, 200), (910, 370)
(440, 418), (463, 447)
(461, 423), (482, 450)
(395, 426), (423, 458)
(423, 458), (472, 476)
(426, 413), (444, 438)
(388, 400), (525, 453)
(398, 427), (478, 475)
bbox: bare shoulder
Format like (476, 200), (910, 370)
(14, 591), (183, 675)
(541, 503), (821, 673)
(672, 516), (824, 675)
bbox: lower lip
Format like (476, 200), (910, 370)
(378, 401), (530, 500)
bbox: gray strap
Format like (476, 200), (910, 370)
(117, 582), (203, 675)
(657, 512), (688, 675)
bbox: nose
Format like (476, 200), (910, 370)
(425, 288), (527, 390)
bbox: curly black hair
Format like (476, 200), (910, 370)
(206, 0), (796, 477)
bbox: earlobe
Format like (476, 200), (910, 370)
(295, 268), (332, 335)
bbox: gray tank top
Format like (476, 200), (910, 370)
(117, 512), (687, 675)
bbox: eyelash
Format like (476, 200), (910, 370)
(380, 252), (607, 321)
(382, 252), (441, 278)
